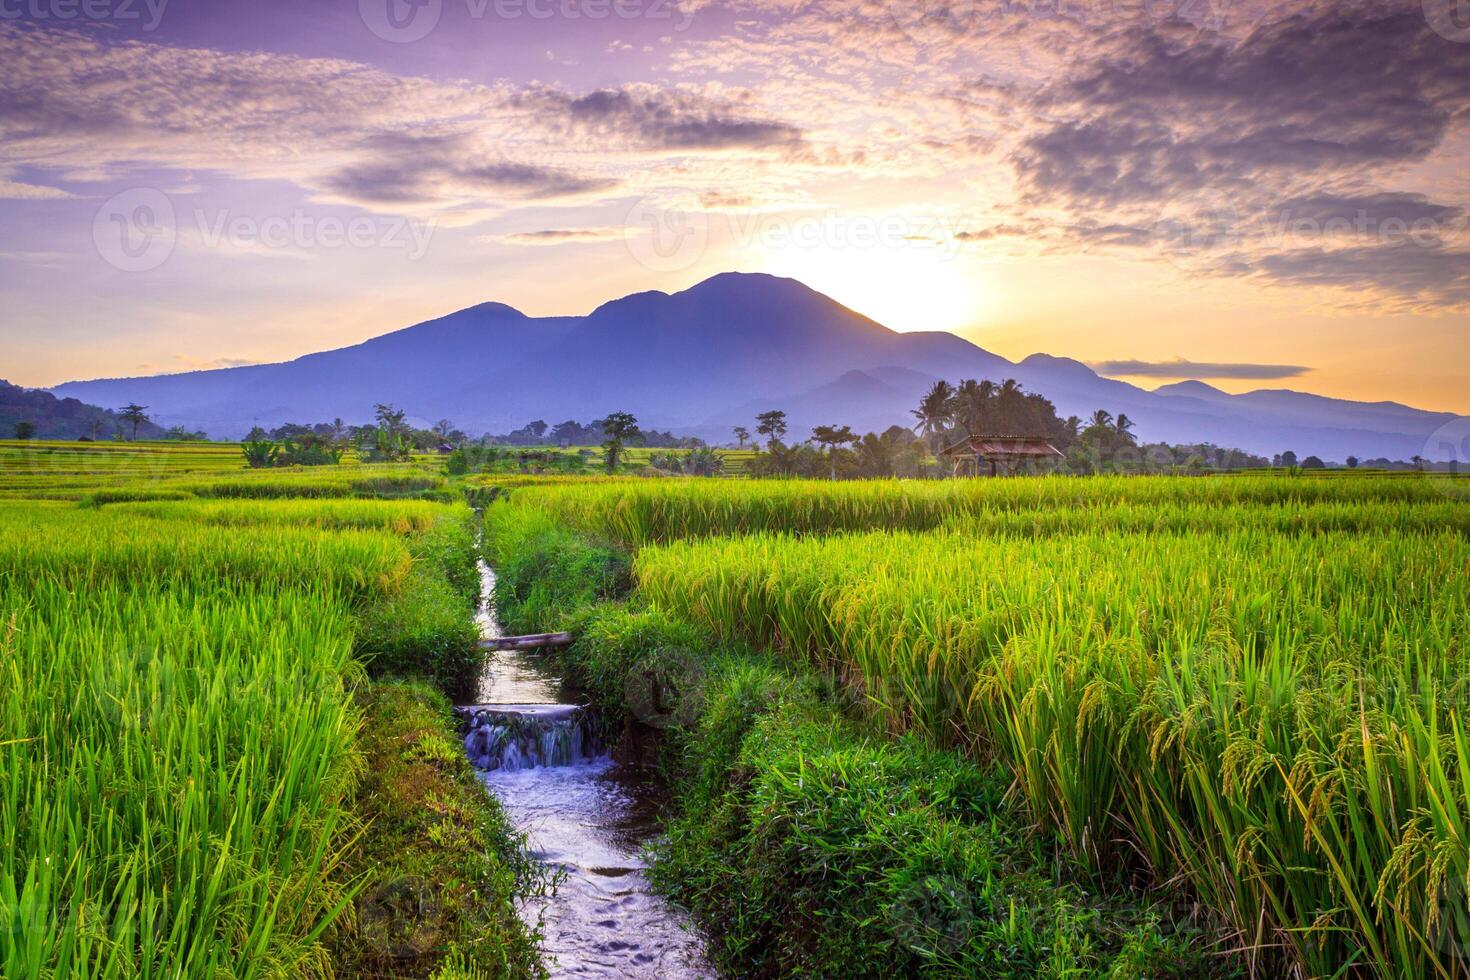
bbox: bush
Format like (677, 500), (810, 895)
(481, 502), (630, 635)
(355, 511), (484, 697)
(654, 661), (1226, 979)
(355, 567), (482, 696)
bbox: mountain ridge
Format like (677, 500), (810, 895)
(50, 272), (1463, 460)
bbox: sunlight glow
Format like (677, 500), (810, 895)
(755, 236), (989, 335)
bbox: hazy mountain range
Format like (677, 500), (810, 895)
(52, 273), (1464, 460)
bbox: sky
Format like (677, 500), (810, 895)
(2, 0), (1468, 412)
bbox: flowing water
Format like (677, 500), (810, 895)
(458, 560), (712, 978)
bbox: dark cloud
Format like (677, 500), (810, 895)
(1225, 242), (1470, 306)
(1094, 358), (1311, 379)
(500, 228), (622, 245)
(524, 86), (803, 150)
(322, 134), (617, 206)
(1272, 191), (1463, 229)
(1004, 7), (1470, 306)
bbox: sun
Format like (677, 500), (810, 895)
(755, 235), (989, 334)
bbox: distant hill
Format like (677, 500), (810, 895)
(51, 272), (1466, 460)
(1, 380), (166, 440)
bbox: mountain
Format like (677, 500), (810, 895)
(1, 380), (167, 440)
(52, 272), (1464, 460)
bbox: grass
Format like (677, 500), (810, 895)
(328, 681), (544, 979)
(1, 449), (536, 978)
(495, 473), (1461, 548)
(483, 474), (1470, 979)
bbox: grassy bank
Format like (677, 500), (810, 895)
(482, 496), (1237, 978)
(328, 681), (543, 979)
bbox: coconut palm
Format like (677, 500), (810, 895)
(910, 380), (954, 451)
(1113, 413), (1137, 446)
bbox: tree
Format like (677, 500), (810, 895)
(1346, 455), (1359, 469)
(1280, 450), (1298, 468)
(118, 404), (150, 440)
(89, 418), (104, 440)
(952, 379), (996, 436)
(597, 411), (640, 472)
(911, 380), (955, 451)
(374, 403), (408, 434)
(1411, 454), (1426, 471)
(755, 410), (788, 449)
(13, 420), (36, 440)
(811, 424), (858, 478)
(732, 426), (750, 448)
(1113, 413), (1137, 446)
(1301, 455), (1325, 469)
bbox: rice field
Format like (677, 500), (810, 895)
(498, 473), (1464, 547)
(490, 474), (1470, 978)
(0, 442), (490, 977)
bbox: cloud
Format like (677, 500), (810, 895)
(496, 227), (624, 245)
(321, 135), (619, 208)
(520, 85), (804, 151)
(1000, 7), (1470, 306)
(1093, 358), (1311, 379)
(0, 24), (800, 220)
(0, 177), (72, 199)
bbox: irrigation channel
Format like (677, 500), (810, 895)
(455, 559), (713, 978)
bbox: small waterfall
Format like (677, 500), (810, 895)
(463, 556), (711, 977)
(457, 703), (602, 772)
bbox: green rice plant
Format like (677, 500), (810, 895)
(498, 474), (1457, 548)
(0, 576), (363, 977)
(106, 497), (458, 535)
(633, 524), (1470, 978)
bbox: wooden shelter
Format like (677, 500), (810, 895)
(940, 434), (1064, 477)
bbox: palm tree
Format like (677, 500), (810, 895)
(910, 381), (954, 451)
(1089, 409), (1114, 429)
(953, 379), (996, 436)
(118, 404), (150, 441)
(1113, 413), (1136, 446)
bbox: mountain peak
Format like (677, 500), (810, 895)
(1019, 353), (1097, 378)
(1154, 380), (1227, 398)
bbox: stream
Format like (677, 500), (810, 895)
(455, 560), (713, 978)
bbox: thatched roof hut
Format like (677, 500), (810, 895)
(940, 435), (1063, 476)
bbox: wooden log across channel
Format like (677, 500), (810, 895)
(479, 632), (574, 651)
